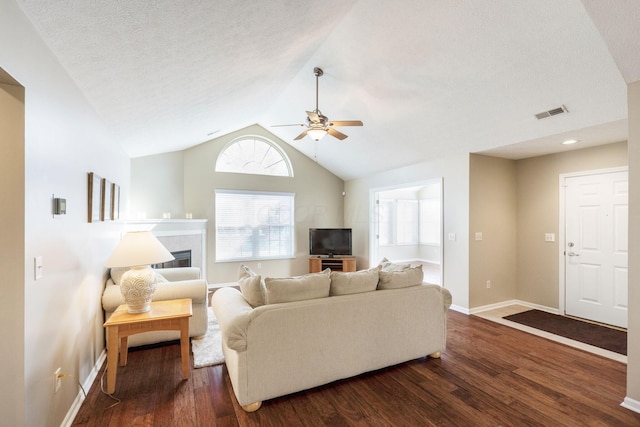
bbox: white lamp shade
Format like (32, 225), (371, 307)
(307, 128), (327, 141)
(105, 231), (174, 268)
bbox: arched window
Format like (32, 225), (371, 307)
(215, 136), (293, 177)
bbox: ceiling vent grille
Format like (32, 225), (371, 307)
(535, 105), (568, 120)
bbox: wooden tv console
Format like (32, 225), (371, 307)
(309, 256), (356, 273)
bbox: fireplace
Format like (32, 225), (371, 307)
(153, 250), (191, 269)
(127, 219), (207, 277)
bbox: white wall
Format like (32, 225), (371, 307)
(0, 1), (130, 425)
(345, 152), (470, 310)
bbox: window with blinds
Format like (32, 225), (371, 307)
(215, 189), (295, 261)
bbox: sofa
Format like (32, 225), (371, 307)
(211, 264), (452, 411)
(102, 267), (209, 347)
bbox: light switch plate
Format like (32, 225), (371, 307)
(475, 232), (483, 241)
(34, 256), (43, 280)
(545, 233), (555, 242)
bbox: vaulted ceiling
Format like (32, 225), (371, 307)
(15, 0), (640, 180)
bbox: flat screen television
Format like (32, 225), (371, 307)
(309, 228), (352, 257)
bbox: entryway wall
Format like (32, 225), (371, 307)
(468, 141), (628, 310)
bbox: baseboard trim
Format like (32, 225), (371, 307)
(621, 396), (640, 414)
(449, 304), (470, 314)
(61, 349), (107, 427)
(469, 299), (559, 315)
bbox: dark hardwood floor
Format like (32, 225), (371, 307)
(71, 310), (640, 426)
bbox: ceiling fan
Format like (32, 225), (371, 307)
(273, 67), (363, 141)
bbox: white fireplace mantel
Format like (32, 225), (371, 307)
(126, 219), (208, 278)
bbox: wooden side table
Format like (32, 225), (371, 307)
(103, 298), (193, 394)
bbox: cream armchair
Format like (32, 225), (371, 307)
(102, 267), (208, 347)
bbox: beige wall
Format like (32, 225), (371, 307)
(469, 154), (517, 308)
(345, 152), (470, 309)
(515, 141), (627, 308)
(627, 81), (640, 404)
(131, 151), (185, 219)
(1, 2), (130, 425)
(132, 124), (346, 284)
(0, 78), (25, 426)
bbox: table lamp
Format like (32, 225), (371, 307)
(105, 231), (175, 313)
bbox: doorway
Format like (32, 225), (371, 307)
(559, 167), (628, 328)
(370, 179), (443, 285)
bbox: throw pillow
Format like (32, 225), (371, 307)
(330, 268), (379, 296)
(155, 271), (168, 283)
(378, 257), (411, 272)
(264, 269), (331, 304)
(109, 267), (128, 285)
(238, 265), (264, 307)
(377, 265), (424, 289)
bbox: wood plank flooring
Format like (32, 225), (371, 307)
(71, 310), (640, 426)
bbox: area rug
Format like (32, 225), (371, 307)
(191, 307), (225, 368)
(503, 309), (627, 355)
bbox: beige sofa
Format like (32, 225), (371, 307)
(102, 267), (208, 347)
(211, 266), (451, 411)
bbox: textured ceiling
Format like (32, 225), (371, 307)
(14, 0), (640, 180)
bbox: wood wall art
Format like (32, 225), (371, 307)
(111, 183), (120, 220)
(102, 178), (112, 221)
(87, 172), (102, 223)
(88, 172), (120, 223)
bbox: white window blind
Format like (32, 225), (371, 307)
(215, 190), (294, 261)
(377, 199), (394, 246)
(396, 199), (419, 244)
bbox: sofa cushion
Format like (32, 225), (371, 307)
(378, 257), (411, 272)
(238, 265), (264, 307)
(330, 268), (379, 296)
(264, 269), (331, 304)
(378, 265), (424, 289)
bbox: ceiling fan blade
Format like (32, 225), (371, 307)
(306, 110), (321, 123)
(294, 129), (309, 140)
(328, 120), (363, 127)
(327, 127), (348, 140)
(271, 123), (305, 127)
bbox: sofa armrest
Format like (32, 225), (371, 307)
(211, 287), (254, 352)
(154, 267), (201, 281)
(422, 284), (452, 310)
(102, 278), (207, 313)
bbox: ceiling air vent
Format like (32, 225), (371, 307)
(535, 105), (568, 120)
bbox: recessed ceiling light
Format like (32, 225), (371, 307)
(562, 139), (579, 145)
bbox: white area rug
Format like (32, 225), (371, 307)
(192, 307), (224, 368)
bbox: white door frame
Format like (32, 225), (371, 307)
(369, 178), (444, 282)
(558, 166), (628, 316)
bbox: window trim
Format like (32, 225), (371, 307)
(215, 189), (295, 262)
(215, 135), (294, 177)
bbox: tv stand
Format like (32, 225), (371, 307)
(309, 256), (356, 273)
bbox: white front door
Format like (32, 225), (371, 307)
(564, 170), (628, 328)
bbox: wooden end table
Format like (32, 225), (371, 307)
(103, 298), (193, 394)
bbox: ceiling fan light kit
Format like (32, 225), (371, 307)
(273, 67), (363, 141)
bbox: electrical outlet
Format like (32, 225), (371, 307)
(54, 368), (62, 393)
(486, 280), (491, 289)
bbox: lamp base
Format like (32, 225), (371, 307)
(120, 265), (158, 313)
